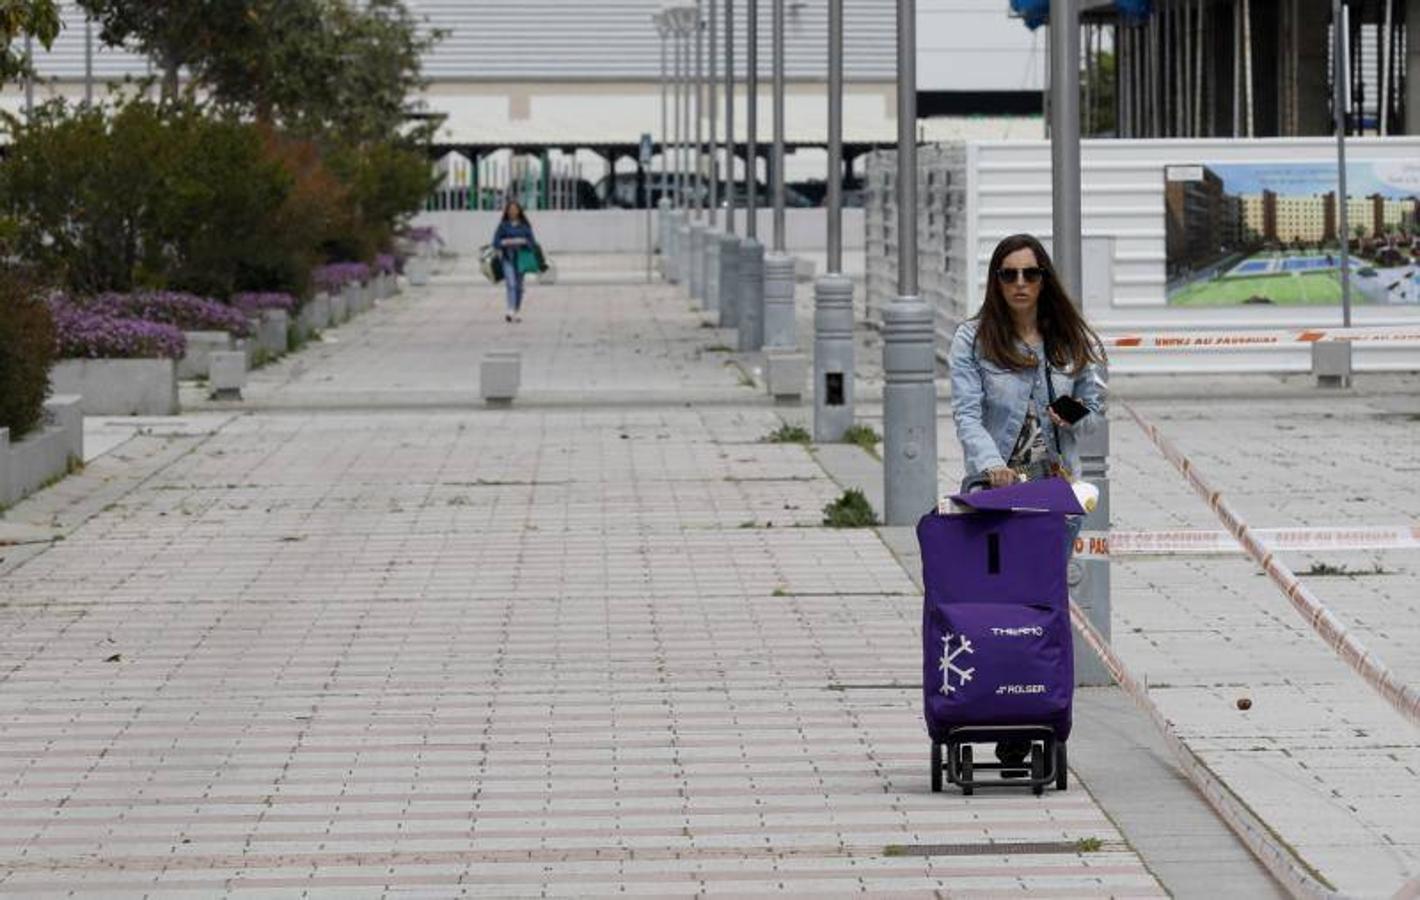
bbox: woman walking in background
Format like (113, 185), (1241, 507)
(492, 201), (538, 323)
(948, 233), (1107, 775)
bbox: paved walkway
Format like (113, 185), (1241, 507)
(0, 258), (1166, 895)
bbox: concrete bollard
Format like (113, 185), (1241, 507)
(761, 253), (797, 350)
(718, 233), (741, 328)
(676, 220), (693, 290)
(882, 297), (937, 525)
(688, 222), (706, 301)
(667, 211), (684, 284)
(737, 237), (765, 352)
(765, 350), (807, 404)
(480, 350), (521, 407)
(657, 198), (672, 268)
(208, 351), (247, 401)
(406, 256), (432, 287)
(1312, 340), (1352, 388)
(813, 273), (855, 442)
(1072, 421), (1113, 686)
(703, 229), (722, 315)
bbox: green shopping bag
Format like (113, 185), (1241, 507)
(515, 246), (541, 275)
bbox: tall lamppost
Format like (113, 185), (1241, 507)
(882, 0), (936, 525)
(702, 0), (723, 316)
(1050, 0), (1111, 686)
(718, 0), (743, 328)
(761, 0), (796, 351)
(813, 0), (855, 441)
(737, 0), (765, 353)
(655, 11), (673, 277)
(689, 0), (707, 302)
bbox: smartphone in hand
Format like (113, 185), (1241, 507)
(1049, 395), (1090, 424)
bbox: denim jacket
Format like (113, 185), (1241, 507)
(492, 220), (535, 259)
(948, 319), (1107, 480)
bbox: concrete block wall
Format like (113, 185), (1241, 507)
(0, 396), (84, 508)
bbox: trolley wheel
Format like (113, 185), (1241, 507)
(1031, 744), (1046, 796)
(1055, 742), (1069, 791)
(960, 745), (974, 796)
(931, 743), (943, 793)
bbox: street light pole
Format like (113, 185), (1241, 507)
(718, 0), (743, 328)
(1050, 0), (1111, 687)
(762, 0), (796, 351)
(814, 0), (855, 442)
(1334, 0), (1353, 327)
(882, 0), (937, 526)
(708, 0), (719, 227)
(771, 0), (786, 251)
(738, 0), (765, 352)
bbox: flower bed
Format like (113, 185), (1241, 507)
(374, 253), (398, 276)
(49, 301), (187, 360)
(231, 292), (297, 316)
(61, 291), (251, 338)
(312, 262), (372, 294)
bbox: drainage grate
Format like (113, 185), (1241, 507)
(883, 841), (1104, 858)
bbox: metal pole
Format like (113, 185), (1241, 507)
(725, 0), (737, 235)
(660, 20), (669, 197)
(1051, 0), (1111, 687)
(674, 29), (684, 209)
(708, 0), (720, 226)
(85, 16), (94, 106)
(737, 0), (765, 352)
(772, 0), (786, 251)
(1051, 0), (1083, 297)
(1335, 0), (1353, 326)
(719, 0), (742, 328)
(814, 0), (855, 442)
(695, 1), (705, 215)
(882, 0), (936, 526)
(24, 35), (33, 119)
(827, 0), (844, 273)
(1381, 0), (1393, 136)
(747, 0), (759, 240)
(1243, 0), (1254, 136)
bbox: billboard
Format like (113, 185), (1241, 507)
(1164, 161), (1420, 306)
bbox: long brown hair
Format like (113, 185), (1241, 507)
(972, 234), (1105, 374)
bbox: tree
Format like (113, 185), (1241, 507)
(0, 0), (61, 82)
(74, 0), (253, 100)
(78, 0), (441, 141)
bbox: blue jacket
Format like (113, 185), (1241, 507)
(493, 220), (536, 258)
(948, 319), (1107, 480)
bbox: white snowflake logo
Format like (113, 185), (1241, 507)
(939, 632), (976, 695)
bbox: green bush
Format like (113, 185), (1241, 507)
(822, 489), (879, 528)
(323, 140), (438, 261)
(0, 278), (56, 441)
(0, 98), (315, 298)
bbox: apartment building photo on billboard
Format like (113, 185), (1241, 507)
(1165, 161), (1420, 307)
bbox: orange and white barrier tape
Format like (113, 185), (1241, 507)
(1068, 600), (1344, 900)
(1073, 525), (1420, 559)
(1122, 400), (1420, 730)
(1102, 326), (1420, 351)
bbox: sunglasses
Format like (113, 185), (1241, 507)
(996, 266), (1045, 284)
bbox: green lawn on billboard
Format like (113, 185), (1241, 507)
(1169, 272), (1344, 306)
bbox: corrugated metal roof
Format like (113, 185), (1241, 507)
(416, 0), (898, 80)
(27, 0), (900, 82)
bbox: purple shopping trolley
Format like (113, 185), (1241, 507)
(918, 478), (1083, 795)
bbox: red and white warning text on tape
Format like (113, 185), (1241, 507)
(1101, 326), (1420, 350)
(1074, 525), (1420, 559)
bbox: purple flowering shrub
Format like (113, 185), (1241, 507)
(374, 253), (397, 276)
(311, 262), (372, 293)
(82, 291), (252, 337)
(49, 300), (187, 360)
(231, 292), (297, 316)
